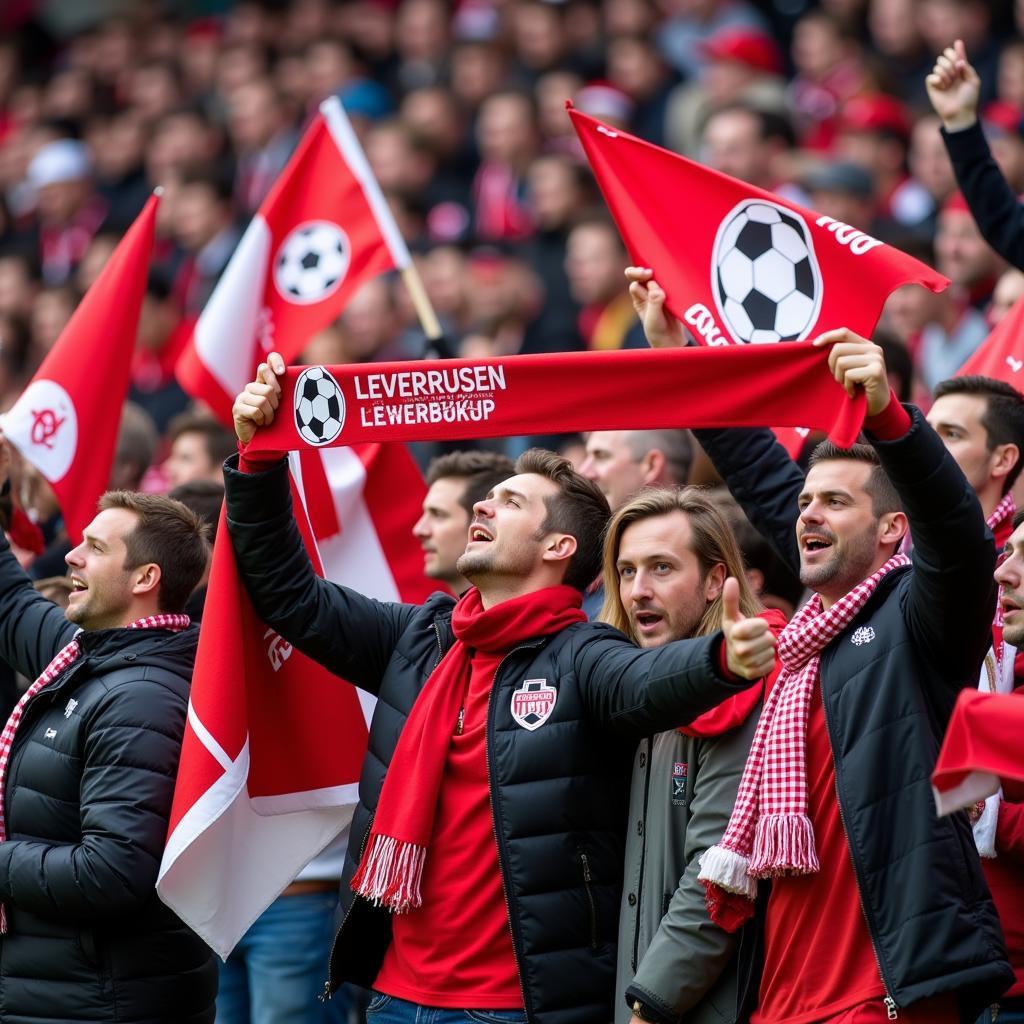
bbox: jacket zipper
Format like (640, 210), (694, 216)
(320, 616), (450, 1002)
(632, 736), (653, 971)
(578, 848), (599, 950)
(486, 639), (544, 1020)
(822, 679), (899, 1019)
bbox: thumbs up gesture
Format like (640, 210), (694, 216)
(721, 578), (777, 680)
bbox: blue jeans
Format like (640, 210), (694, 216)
(216, 891), (352, 1024)
(365, 993), (526, 1024)
(977, 1010), (1024, 1023)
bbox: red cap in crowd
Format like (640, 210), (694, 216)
(839, 94), (911, 140)
(700, 29), (783, 75)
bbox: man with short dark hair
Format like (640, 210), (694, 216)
(928, 375), (1024, 546)
(414, 450), (515, 593)
(580, 430), (694, 513)
(630, 273), (1012, 1020)
(224, 354), (776, 1024)
(0, 436), (215, 1024)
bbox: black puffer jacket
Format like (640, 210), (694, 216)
(224, 456), (752, 1024)
(694, 408), (1014, 1021)
(0, 535), (217, 1024)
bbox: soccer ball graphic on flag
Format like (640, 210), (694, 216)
(294, 365), (346, 445)
(273, 221), (351, 305)
(711, 201), (822, 344)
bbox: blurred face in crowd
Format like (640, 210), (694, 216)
(305, 39), (353, 102)
(927, 393), (1014, 508)
(527, 156), (582, 231)
(909, 116), (956, 202)
(868, 0), (921, 58)
(702, 108), (766, 187)
(999, 44), (1024, 111)
(616, 510), (724, 648)
(413, 477), (471, 589)
(791, 15), (848, 80)
(65, 508), (148, 631)
(228, 79), (284, 151)
(401, 88), (463, 157)
(996, 520), (1024, 648)
(338, 278), (397, 360)
(796, 459), (904, 607)
(451, 42), (507, 111)
(477, 93), (537, 168)
(395, 0), (449, 62)
(580, 432), (652, 512)
(608, 37), (664, 101)
(34, 179), (93, 225)
(989, 131), (1024, 194)
(165, 431), (220, 489)
(513, 2), (565, 72)
(535, 70), (583, 142)
(990, 269), (1024, 327)
(807, 187), (874, 232)
(935, 209), (1002, 290)
(173, 183), (229, 252)
(565, 223), (626, 307)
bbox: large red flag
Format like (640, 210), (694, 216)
(568, 106), (948, 348)
(932, 690), (1024, 816)
(1, 193), (159, 542)
(567, 106), (949, 455)
(161, 97), (432, 953)
(157, 442), (433, 957)
(176, 96), (411, 421)
(957, 294), (1024, 389)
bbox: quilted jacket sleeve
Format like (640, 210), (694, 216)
(224, 454), (423, 694)
(0, 531), (77, 681)
(0, 669), (186, 920)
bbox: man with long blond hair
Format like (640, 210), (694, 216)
(602, 487), (785, 1024)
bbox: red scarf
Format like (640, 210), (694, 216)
(245, 343), (866, 453)
(351, 585), (586, 913)
(698, 556), (909, 930)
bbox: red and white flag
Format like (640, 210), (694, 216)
(932, 689), (1024, 815)
(567, 106), (949, 454)
(957, 295), (1024, 390)
(176, 96), (411, 419)
(160, 98), (432, 955)
(1, 193), (159, 542)
(157, 442), (432, 957)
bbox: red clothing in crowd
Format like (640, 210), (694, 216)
(373, 643), (522, 1009)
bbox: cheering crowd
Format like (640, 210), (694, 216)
(2, 1), (1024, 1023)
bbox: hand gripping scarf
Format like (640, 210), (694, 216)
(351, 585), (586, 913)
(698, 556), (910, 931)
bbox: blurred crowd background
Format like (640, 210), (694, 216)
(1, 0), (1023, 494)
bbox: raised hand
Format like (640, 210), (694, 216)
(232, 352), (286, 444)
(625, 266), (687, 349)
(812, 328), (891, 416)
(926, 38), (981, 132)
(721, 577), (777, 680)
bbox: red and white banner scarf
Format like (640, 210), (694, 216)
(351, 586), (584, 913)
(0, 613), (190, 932)
(699, 556), (910, 930)
(245, 343), (866, 454)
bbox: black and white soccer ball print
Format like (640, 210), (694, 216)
(712, 200), (822, 344)
(294, 366), (345, 446)
(274, 221), (351, 305)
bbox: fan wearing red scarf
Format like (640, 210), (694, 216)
(226, 357), (776, 1024)
(630, 272), (1013, 1023)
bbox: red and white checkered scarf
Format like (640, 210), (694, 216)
(699, 555), (909, 928)
(0, 613), (189, 932)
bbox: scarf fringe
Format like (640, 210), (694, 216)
(748, 813), (820, 877)
(698, 844), (757, 898)
(350, 834), (426, 914)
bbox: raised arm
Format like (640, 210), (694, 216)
(0, 436), (77, 679)
(226, 356), (422, 693)
(625, 267), (804, 572)
(928, 39), (1024, 271)
(576, 580), (773, 736)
